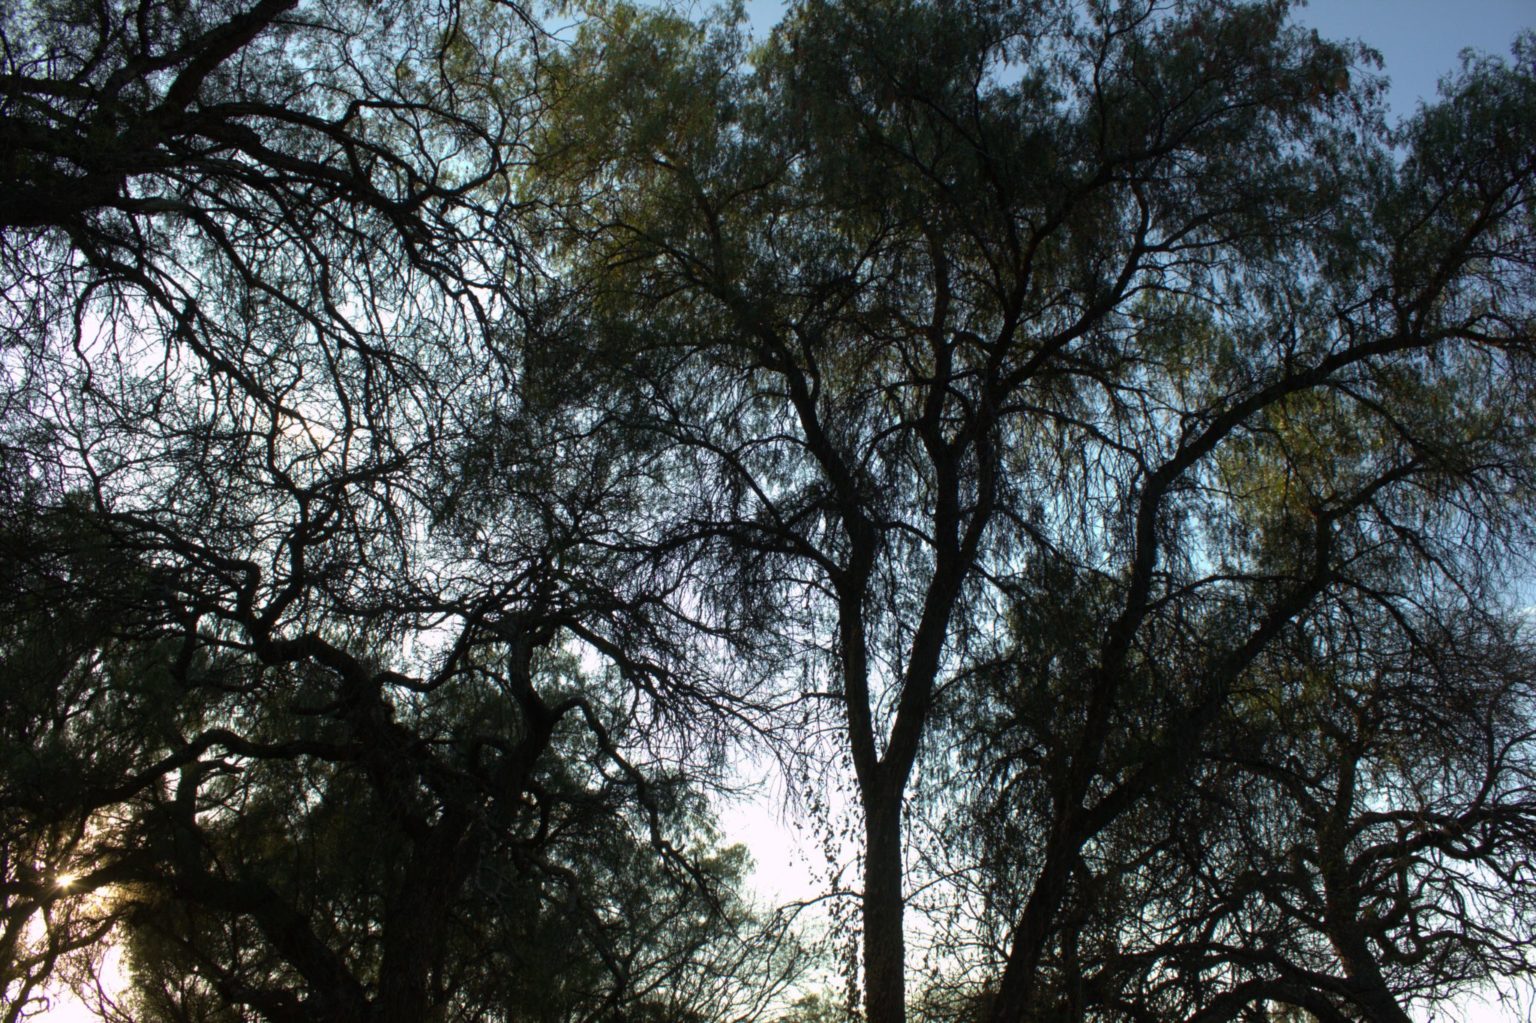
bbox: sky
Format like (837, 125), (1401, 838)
(1293, 0), (1533, 118)
(32, 1), (1536, 1021)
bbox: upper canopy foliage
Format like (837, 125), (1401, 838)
(528, 3), (1536, 1021)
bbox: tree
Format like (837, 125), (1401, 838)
(7, 1), (1535, 1020)
(1, 1), (803, 1019)
(939, 583), (1536, 1023)
(527, 2), (1536, 1021)
(97, 647), (805, 1023)
(0, 495), (175, 1021)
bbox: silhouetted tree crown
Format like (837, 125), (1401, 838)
(2, 2), (1533, 1023)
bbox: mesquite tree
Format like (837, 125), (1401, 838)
(0, 1), (802, 1019)
(528, 2), (1536, 1021)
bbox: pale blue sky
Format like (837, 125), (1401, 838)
(1295, 0), (1532, 116)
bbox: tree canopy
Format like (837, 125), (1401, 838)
(2, 2), (1534, 1022)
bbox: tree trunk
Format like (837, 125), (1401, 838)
(863, 787), (906, 1023)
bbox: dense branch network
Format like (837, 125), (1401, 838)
(2, 2), (1534, 1022)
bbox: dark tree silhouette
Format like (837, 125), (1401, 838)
(1, 1), (803, 1019)
(526, 2), (1536, 1021)
(4, 1), (1535, 1021)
